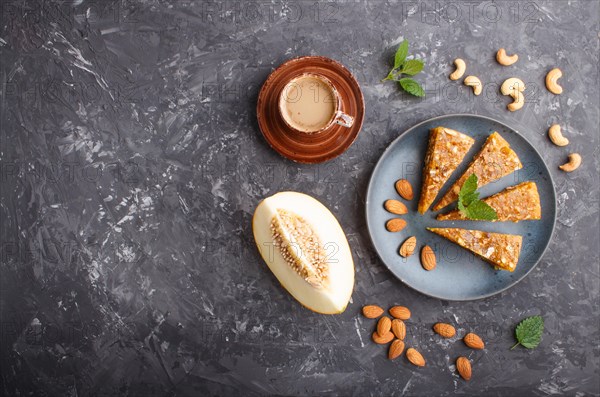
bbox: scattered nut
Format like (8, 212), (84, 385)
(500, 77), (526, 112)
(372, 331), (395, 344)
(463, 332), (485, 350)
(406, 347), (426, 367)
(395, 179), (414, 200)
(456, 356), (472, 381)
(496, 48), (518, 66)
(548, 124), (569, 146)
(361, 308), (487, 377)
(399, 236), (417, 258)
(559, 153), (581, 172)
(500, 77), (526, 95)
(384, 199), (408, 215)
(449, 58), (466, 80)
(362, 307), (486, 378)
(391, 319), (406, 340)
(421, 245), (436, 271)
(362, 305), (384, 319)
(389, 306), (411, 320)
(507, 92), (525, 111)
(433, 322), (456, 338)
(377, 316), (392, 337)
(386, 218), (407, 232)
(388, 339), (405, 360)
(545, 68), (563, 94)
(464, 75), (482, 96)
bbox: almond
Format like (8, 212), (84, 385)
(386, 218), (407, 232)
(421, 245), (436, 271)
(433, 322), (456, 338)
(406, 347), (425, 367)
(389, 306), (411, 320)
(388, 339), (405, 360)
(384, 199), (408, 215)
(395, 179), (414, 200)
(456, 356), (472, 381)
(391, 319), (406, 340)
(464, 332), (485, 350)
(399, 236), (417, 258)
(372, 331), (394, 344)
(362, 305), (384, 319)
(377, 316), (392, 336)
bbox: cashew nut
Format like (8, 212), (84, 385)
(496, 48), (518, 66)
(545, 68), (563, 94)
(548, 124), (569, 146)
(463, 75), (482, 95)
(507, 93), (525, 111)
(449, 58), (466, 80)
(500, 78), (526, 95)
(500, 77), (526, 111)
(559, 153), (581, 172)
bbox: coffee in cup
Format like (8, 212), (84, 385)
(279, 73), (354, 134)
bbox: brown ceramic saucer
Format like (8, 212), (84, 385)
(256, 56), (365, 163)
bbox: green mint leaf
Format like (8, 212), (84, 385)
(458, 174), (479, 217)
(457, 173), (497, 220)
(465, 200), (498, 220)
(394, 40), (409, 69)
(399, 78), (425, 97)
(460, 174), (478, 198)
(401, 59), (424, 76)
(513, 315), (544, 350)
(457, 199), (466, 213)
(461, 191), (480, 207)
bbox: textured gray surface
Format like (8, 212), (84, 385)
(0, 0), (598, 396)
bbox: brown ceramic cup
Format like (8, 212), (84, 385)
(277, 72), (354, 134)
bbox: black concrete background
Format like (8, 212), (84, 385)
(1, 0), (599, 396)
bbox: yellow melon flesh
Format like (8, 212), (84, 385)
(252, 192), (354, 314)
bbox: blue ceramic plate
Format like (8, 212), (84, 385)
(365, 114), (556, 301)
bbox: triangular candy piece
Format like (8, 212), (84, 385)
(427, 227), (523, 272)
(433, 132), (522, 211)
(417, 127), (475, 214)
(437, 181), (541, 222)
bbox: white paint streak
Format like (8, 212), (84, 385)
(354, 317), (364, 347)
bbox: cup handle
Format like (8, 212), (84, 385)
(333, 111), (354, 128)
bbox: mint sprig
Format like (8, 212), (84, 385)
(511, 315), (544, 350)
(457, 174), (498, 221)
(394, 40), (408, 69)
(382, 40), (425, 97)
(400, 59), (425, 76)
(399, 78), (425, 97)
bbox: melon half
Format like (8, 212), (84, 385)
(252, 192), (354, 314)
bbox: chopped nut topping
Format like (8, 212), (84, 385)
(417, 127), (475, 214)
(428, 227), (522, 272)
(433, 132), (523, 211)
